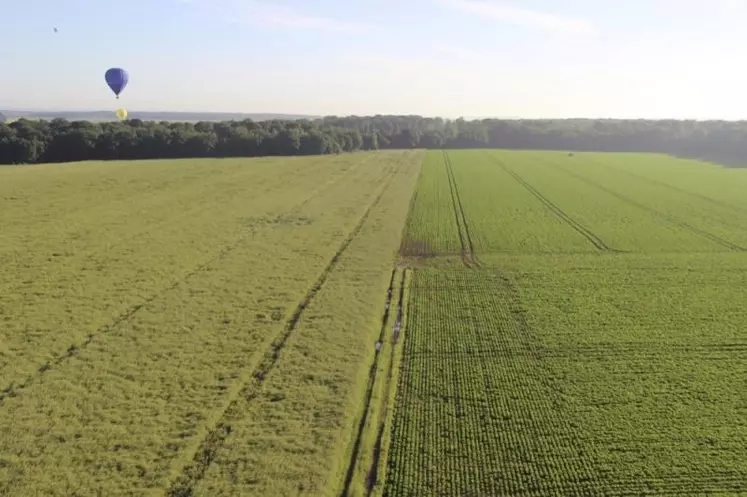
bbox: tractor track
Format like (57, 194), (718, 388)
(339, 268), (398, 497)
(443, 151), (478, 266)
(590, 158), (747, 216)
(486, 152), (614, 252)
(364, 268), (408, 497)
(0, 156), (374, 407)
(554, 162), (746, 252)
(164, 162), (401, 497)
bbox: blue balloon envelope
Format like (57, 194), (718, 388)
(105, 68), (129, 99)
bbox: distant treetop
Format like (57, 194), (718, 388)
(1, 114), (746, 166)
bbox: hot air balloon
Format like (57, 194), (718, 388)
(115, 108), (128, 121)
(105, 68), (129, 99)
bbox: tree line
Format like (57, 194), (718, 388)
(2, 115), (747, 165)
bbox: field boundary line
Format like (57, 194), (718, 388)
(443, 152), (478, 266)
(163, 161), (402, 497)
(339, 268), (398, 497)
(0, 154), (375, 407)
(398, 153), (425, 257)
(485, 152), (613, 252)
(554, 161), (746, 252)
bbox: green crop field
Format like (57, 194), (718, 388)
(2, 149), (747, 496)
(381, 150), (747, 496)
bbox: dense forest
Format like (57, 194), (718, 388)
(2, 115), (747, 165)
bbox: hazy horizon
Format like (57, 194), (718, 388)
(4, 0), (747, 120)
(7, 109), (747, 123)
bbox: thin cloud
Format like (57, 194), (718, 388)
(438, 0), (597, 37)
(433, 43), (484, 63)
(664, 0), (747, 9)
(659, 0), (747, 15)
(179, 0), (375, 33)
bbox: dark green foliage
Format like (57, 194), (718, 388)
(3, 115), (747, 164)
(0, 118), (368, 164)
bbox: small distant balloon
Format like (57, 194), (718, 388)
(105, 68), (129, 99)
(115, 108), (128, 121)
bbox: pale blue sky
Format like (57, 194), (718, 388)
(2, 0), (747, 118)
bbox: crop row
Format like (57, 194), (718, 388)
(492, 150), (747, 254)
(582, 152), (747, 213)
(401, 149), (747, 260)
(385, 269), (604, 496)
(547, 154), (747, 249)
(383, 150), (747, 495)
(445, 150), (599, 255)
(385, 258), (747, 495)
(399, 152), (462, 258)
(509, 253), (747, 495)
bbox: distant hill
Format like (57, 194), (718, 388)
(0, 110), (319, 123)
(0, 111), (5, 123)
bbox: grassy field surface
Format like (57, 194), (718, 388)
(3, 149), (747, 496)
(0, 151), (423, 496)
(187, 155), (420, 497)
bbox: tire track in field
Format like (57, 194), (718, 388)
(0, 157), (374, 407)
(443, 150), (471, 267)
(553, 161), (747, 252)
(442, 151), (468, 262)
(444, 151), (478, 266)
(364, 268), (407, 497)
(164, 162), (401, 497)
(485, 153), (613, 252)
(339, 268), (398, 497)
